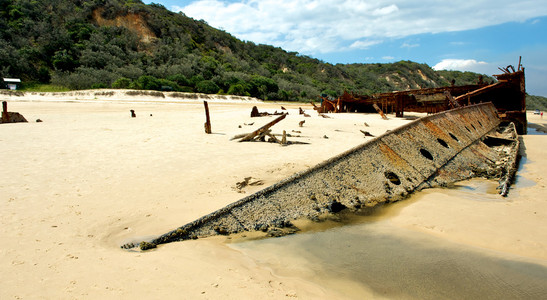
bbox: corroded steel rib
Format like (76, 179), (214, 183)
(124, 103), (517, 250)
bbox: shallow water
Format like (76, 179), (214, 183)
(527, 126), (547, 135)
(232, 219), (547, 299)
(230, 161), (547, 299)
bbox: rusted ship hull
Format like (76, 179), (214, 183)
(124, 103), (519, 250)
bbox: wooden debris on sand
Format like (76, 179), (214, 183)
(234, 177), (265, 193)
(251, 106), (285, 117)
(360, 130), (375, 137)
(232, 114), (308, 145)
(239, 114), (287, 142)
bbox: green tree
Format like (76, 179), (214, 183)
(112, 77), (132, 89)
(196, 80), (219, 94)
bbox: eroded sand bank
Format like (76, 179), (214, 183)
(1, 95), (545, 299)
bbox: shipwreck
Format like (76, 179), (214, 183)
(123, 64), (525, 251)
(317, 60), (527, 134)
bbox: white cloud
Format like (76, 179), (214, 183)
(432, 59), (488, 71)
(350, 39), (383, 50)
(382, 56), (395, 60)
(401, 42), (419, 48)
(172, 0), (547, 55)
(372, 4), (399, 16)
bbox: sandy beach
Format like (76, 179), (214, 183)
(1, 92), (546, 299)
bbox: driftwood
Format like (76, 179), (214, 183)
(232, 132), (301, 140)
(251, 106), (285, 117)
(299, 120), (305, 127)
(235, 177), (265, 193)
(360, 130), (375, 137)
(239, 114), (287, 142)
(319, 113), (331, 118)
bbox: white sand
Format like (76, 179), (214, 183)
(1, 94), (545, 299)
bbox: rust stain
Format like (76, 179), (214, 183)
(422, 119), (449, 138)
(378, 143), (408, 168)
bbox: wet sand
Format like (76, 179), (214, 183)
(1, 95), (546, 299)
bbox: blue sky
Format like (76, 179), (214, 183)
(144, 0), (547, 96)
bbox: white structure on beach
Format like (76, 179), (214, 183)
(3, 78), (21, 90)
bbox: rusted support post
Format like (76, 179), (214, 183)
(2, 101), (9, 123)
(203, 101), (212, 134)
(444, 91), (461, 108)
(395, 95), (404, 117)
(372, 103), (388, 120)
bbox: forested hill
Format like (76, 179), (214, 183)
(1, 0), (490, 101)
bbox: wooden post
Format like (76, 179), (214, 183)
(2, 101), (9, 123)
(130, 110), (136, 118)
(281, 130), (287, 145)
(203, 101), (212, 134)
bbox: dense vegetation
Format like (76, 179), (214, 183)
(526, 95), (547, 111)
(1, 0), (490, 101)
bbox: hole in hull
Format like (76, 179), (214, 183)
(420, 149), (434, 160)
(384, 171), (401, 185)
(437, 138), (449, 148)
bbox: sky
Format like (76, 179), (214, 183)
(144, 0), (547, 96)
